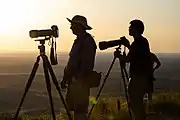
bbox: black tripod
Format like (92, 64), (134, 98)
(88, 46), (133, 120)
(14, 39), (72, 120)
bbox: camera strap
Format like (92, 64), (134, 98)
(55, 39), (57, 61)
(54, 39), (57, 57)
(50, 37), (58, 65)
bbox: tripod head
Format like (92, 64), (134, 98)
(114, 45), (127, 68)
(34, 37), (50, 55)
(115, 45), (121, 52)
(34, 36), (58, 65)
(114, 45), (123, 58)
(35, 36), (51, 44)
(114, 45), (127, 57)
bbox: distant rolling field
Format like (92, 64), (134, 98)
(0, 52), (180, 114)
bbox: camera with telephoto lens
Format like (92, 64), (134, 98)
(29, 25), (59, 38)
(99, 36), (130, 50)
(29, 25), (59, 65)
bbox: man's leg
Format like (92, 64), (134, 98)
(128, 78), (147, 120)
(147, 82), (154, 112)
(65, 84), (75, 119)
(129, 89), (146, 120)
(147, 92), (153, 112)
(73, 81), (90, 120)
(147, 81), (153, 101)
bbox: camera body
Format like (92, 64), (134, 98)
(29, 25), (59, 38)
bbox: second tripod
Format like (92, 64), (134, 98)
(88, 46), (133, 120)
(14, 39), (72, 120)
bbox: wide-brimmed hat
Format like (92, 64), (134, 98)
(67, 15), (92, 30)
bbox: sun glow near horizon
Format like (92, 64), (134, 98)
(0, 0), (70, 34)
(0, 0), (71, 52)
(0, 0), (179, 53)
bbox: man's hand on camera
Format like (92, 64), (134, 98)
(120, 36), (130, 48)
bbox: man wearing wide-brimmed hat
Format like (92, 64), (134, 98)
(61, 15), (97, 120)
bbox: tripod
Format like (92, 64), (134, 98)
(88, 46), (133, 120)
(14, 39), (72, 120)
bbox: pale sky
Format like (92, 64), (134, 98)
(0, 0), (179, 53)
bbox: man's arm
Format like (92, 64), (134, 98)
(65, 40), (80, 75)
(62, 41), (79, 84)
(153, 54), (161, 70)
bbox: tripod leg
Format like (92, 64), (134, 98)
(45, 56), (73, 120)
(119, 58), (133, 120)
(123, 64), (130, 83)
(14, 56), (40, 119)
(88, 56), (117, 119)
(42, 56), (56, 120)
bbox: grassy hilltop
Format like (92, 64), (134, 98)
(1, 92), (180, 120)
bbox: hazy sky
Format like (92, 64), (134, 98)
(0, 0), (179, 53)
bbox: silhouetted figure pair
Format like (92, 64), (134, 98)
(120, 20), (161, 120)
(60, 15), (161, 120)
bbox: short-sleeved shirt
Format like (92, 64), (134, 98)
(66, 33), (97, 78)
(128, 36), (152, 77)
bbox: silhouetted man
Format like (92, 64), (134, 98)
(60, 15), (97, 120)
(120, 19), (153, 120)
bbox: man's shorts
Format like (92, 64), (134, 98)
(65, 78), (90, 113)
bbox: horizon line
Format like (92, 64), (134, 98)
(0, 51), (180, 54)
